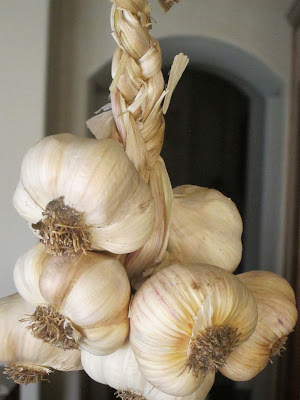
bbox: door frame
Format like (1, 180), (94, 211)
(278, 3), (300, 400)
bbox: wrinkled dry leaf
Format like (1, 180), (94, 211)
(158, 0), (182, 13)
(163, 53), (189, 114)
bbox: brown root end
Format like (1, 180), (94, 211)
(270, 336), (288, 358)
(21, 305), (81, 350)
(115, 391), (146, 400)
(32, 197), (91, 256)
(4, 363), (52, 385)
(187, 326), (240, 376)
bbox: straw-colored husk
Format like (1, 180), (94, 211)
(87, 0), (188, 282)
(158, 0), (182, 13)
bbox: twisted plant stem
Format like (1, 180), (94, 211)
(109, 0), (174, 282)
(110, 0), (166, 181)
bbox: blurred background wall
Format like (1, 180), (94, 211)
(0, 0), (50, 298)
(0, 2), (49, 399)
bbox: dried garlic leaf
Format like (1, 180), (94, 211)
(158, 0), (181, 13)
(163, 53), (189, 114)
(86, 108), (114, 140)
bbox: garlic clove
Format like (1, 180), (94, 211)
(81, 320), (129, 356)
(57, 256), (130, 326)
(13, 243), (48, 305)
(90, 194), (154, 254)
(20, 133), (74, 210)
(168, 185), (243, 272)
(0, 293), (81, 385)
(55, 139), (132, 219)
(130, 263), (257, 396)
(13, 182), (43, 224)
(220, 270), (298, 381)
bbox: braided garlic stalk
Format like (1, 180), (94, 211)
(87, 0), (187, 285)
(109, 0), (173, 284)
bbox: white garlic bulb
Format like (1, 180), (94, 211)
(81, 341), (214, 400)
(220, 270), (298, 381)
(130, 263), (257, 396)
(13, 134), (154, 255)
(168, 185), (243, 272)
(14, 244), (131, 355)
(0, 293), (81, 384)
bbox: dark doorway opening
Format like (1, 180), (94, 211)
(162, 66), (249, 230)
(162, 66), (251, 400)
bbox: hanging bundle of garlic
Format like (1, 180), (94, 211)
(13, 134), (154, 256)
(0, 293), (82, 384)
(14, 244), (131, 355)
(130, 263), (258, 396)
(168, 185), (243, 272)
(1, 0), (297, 397)
(81, 340), (214, 400)
(220, 270), (298, 381)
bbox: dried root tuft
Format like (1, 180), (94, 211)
(32, 197), (91, 256)
(115, 391), (146, 400)
(21, 305), (81, 350)
(187, 326), (240, 375)
(4, 363), (52, 385)
(270, 336), (287, 358)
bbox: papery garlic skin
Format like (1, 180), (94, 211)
(81, 341), (214, 400)
(0, 293), (81, 384)
(126, 157), (173, 287)
(220, 271), (298, 381)
(168, 185), (243, 272)
(130, 263), (257, 396)
(13, 134), (154, 255)
(14, 244), (131, 355)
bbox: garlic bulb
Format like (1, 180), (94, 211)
(168, 185), (243, 272)
(13, 134), (154, 255)
(81, 341), (214, 400)
(220, 270), (298, 381)
(14, 244), (131, 355)
(130, 263), (257, 396)
(0, 293), (81, 384)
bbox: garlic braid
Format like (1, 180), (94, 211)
(110, 0), (165, 181)
(110, 0), (173, 283)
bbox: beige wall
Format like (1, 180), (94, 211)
(0, 1), (50, 298)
